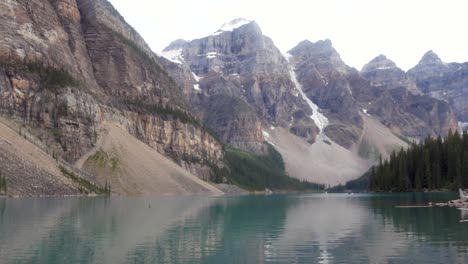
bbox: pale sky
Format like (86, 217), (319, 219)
(108, 0), (468, 71)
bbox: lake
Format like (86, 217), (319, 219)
(1, 193), (467, 263)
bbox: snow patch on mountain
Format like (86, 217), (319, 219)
(213, 18), (252, 36)
(192, 72), (202, 82)
(363, 108), (371, 116)
(206, 52), (217, 59)
(376, 66), (394, 70)
(262, 130), (275, 146)
(191, 72), (202, 91)
(159, 49), (184, 64)
(285, 53), (329, 135)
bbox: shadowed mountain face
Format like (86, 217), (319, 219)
(407, 51), (468, 124)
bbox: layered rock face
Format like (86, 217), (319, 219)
(161, 19), (319, 153)
(408, 51), (468, 124)
(0, 0), (224, 188)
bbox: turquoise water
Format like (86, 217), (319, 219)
(0, 193), (467, 263)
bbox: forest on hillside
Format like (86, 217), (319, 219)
(224, 145), (324, 191)
(369, 130), (468, 192)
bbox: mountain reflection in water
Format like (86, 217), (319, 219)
(0, 193), (467, 263)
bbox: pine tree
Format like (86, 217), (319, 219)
(424, 150), (432, 189)
(432, 162), (441, 189)
(462, 150), (468, 188)
(103, 182), (111, 196)
(398, 152), (408, 191)
(369, 167), (376, 191)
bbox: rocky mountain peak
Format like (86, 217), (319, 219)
(315, 39), (333, 49)
(292, 39), (334, 53)
(361, 54), (398, 72)
(408, 50), (467, 122)
(289, 39), (347, 74)
(419, 50), (443, 65)
(212, 18), (255, 35)
(361, 54), (419, 92)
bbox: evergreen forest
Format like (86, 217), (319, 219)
(369, 130), (468, 191)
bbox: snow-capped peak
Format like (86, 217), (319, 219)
(213, 18), (253, 36)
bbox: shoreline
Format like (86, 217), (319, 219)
(0, 189), (328, 199)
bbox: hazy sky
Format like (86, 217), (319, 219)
(108, 0), (468, 71)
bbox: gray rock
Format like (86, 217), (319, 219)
(408, 51), (468, 122)
(161, 19), (319, 152)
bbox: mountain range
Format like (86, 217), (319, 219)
(0, 1), (465, 195)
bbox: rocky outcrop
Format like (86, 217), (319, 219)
(0, 0), (225, 194)
(408, 51), (468, 123)
(93, 108), (223, 166)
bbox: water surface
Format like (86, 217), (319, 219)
(1, 193), (467, 263)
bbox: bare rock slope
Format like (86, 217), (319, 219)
(0, 118), (77, 196)
(80, 123), (223, 195)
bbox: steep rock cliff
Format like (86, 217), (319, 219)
(0, 0), (224, 194)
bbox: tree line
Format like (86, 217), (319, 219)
(369, 130), (468, 192)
